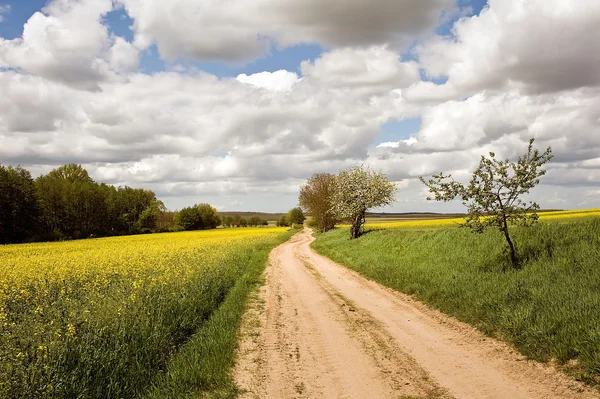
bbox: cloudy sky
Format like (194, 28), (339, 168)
(1, 0), (599, 212)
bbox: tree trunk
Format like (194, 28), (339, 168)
(350, 210), (366, 239)
(501, 217), (519, 268)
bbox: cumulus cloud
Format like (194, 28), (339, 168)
(301, 46), (420, 94)
(0, 46), (407, 190)
(378, 137), (418, 148)
(117, 0), (453, 62)
(416, 0), (600, 97)
(373, 88), (600, 189)
(1, 0), (600, 211)
(237, 70), (300, 92)
(0, 0), (138, 89)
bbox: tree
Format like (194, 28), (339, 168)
(420, 138), (553, 268)
(222, 215), (234, 227)
(232, 215), (242, 227)
(174, 203), (220, 231)
(248, 216), (262, 227)
(47, 163), (93, 184)
(36, 164), (108, 239)
(277, 215), (289, 227)
(333, 166), (396, 239)
(1, 163), (165, 241)
(299, 173), (337, 232)
(196, 203), (220, 229)
(136, 200), (166, 232)
(287, 207), (306, 227)
(157, 210), (176, 232)
(239, 217), (248, 227)
(0, 165), (40, 243)
(174, 206), (202, 230)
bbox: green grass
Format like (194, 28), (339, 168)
(312, 218), (600, 385)
(145, 229), (296, 399)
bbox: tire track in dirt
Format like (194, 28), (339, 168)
(234, 229), (600, 399)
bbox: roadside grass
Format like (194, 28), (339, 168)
(145, 229), (296, 399)
(312, 217), (600, 385)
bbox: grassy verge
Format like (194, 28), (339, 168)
(144, 229), (296, 399)
(311, 218), (600, 385)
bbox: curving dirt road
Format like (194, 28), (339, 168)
(234, 229), (600, 399)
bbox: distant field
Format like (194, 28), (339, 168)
(313, 210), (600, 386)
(362, 208), (600, 229)
(0, 227), (293, 399)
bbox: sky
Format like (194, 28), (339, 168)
(0, 0), (599, 213)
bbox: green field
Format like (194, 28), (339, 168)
(312, 215), (600, 385)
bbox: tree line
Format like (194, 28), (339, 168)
(221, 214), (269, 228)
(0, 162), (306, 245)
(1, 164), (230, 244)
(0, 163), (168, 244)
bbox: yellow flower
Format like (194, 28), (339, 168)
(66, 324), (76, 337)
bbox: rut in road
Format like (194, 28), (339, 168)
(234, 229), (599, 399)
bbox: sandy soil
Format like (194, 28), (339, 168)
(234, 228), (600, 399)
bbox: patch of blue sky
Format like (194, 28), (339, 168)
(139, 45), (166, 74)
(436, 0), (488, 36)
(420, 69), (449, 85)
(103, 6), (134, 42)
(0, 0), (47, 39)
(373, 118), (421, 147)
(180, 43), (323, 78)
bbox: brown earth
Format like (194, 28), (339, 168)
(234, 228), (600, 399)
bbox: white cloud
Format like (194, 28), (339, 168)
(117, 0), (453, 62)
(378, 137), (418, 148)
(301, 46), (420, 94)
(1, 0), (600, 212)
(0, 46), (406, 187)
(109, 36), (140, 73)
(0, 0), (139, 89)
(416, 0), (600, 97)
(237, 70), (300, 92)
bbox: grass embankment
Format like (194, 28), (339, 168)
(312, 217), (600, 385)
(0, 227), (294, 399)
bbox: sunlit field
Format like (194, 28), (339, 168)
(361, 208), (600, 229)
(0, 227), (292, 399)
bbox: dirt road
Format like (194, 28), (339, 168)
(234, 229), (599, 399)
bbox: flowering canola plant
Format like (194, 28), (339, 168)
(0, 227), (289, 398)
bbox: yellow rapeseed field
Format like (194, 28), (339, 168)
(363, 208), (600, 229)
(0, 227), (289, 398)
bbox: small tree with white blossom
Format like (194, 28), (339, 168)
(333, 166), (396, 239)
